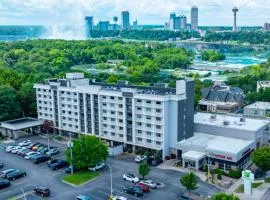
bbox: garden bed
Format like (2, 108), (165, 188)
(62, 171), (99, 186)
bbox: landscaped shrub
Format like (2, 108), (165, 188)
(228, 169), (242, 179)
(217, 173), (222, 180)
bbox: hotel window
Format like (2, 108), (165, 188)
(156, 101), (161, 105)
(146, 139), (151, 143)
(119, 112), (123, 115)
(146, 100), (151, 104)
(103, 131), (108, 134)
(146, 108), (151, 112)
(156, 109), (161, 113)
(102, 96), (106, 99)
(137, 130), (142, 134)
(118, 97), (122, 100)
(146, 124), (151, 128)
(67, 92), (70, 95)
(111, 118), (115, 122)
(103, 124), (107, 128)
(111, 125), (115, 129)
(119, 119), (123, 123)
(137, 122), (142, 126)
(119, 104), (123, 108)
(103, 110), (107, 114)
(146, 132), (151, 136)
(137, 138), (142, 142)
(111, 111), (115, 115)
(156, 125), (161, 129)
(119, 127), (123, 130)
(156, 117), (161, 121)
(156, 133), (161, 138)
(137, 99), (142, 103)
(156, 141), (161, 145)
(74, 99), (77, 103)
(102, 103), (107, 106)
(137, 107), (142, 111)
(146, 116), (151, 120)
(110, 103), (115, 107)
(61, 91), (64, 94)
(111, 132), (115, 136)
(103, 117), (107, 120)
(136, 114), (142, 118)
(110, 96), (114, 100)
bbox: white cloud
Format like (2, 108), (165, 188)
(0, 0), (269, 25)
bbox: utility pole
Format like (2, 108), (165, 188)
(106, 163), (113, 197)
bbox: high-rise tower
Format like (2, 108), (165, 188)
(191, 6), (198, 30)
(232, 7), (239, 32)
(121, 11), (130, 29)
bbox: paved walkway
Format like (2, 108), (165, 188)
(157, 159), (207, 181)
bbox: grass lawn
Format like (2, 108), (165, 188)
(265, 178), (270, 183)
(62, 171), (99, 186)
(235, 182), (263, 193)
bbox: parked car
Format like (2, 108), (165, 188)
(135, 155), (147, 163)
(88, 163), (105, 172)
(6, 170), (26, 181)
(17, 147), (27, 155)
(18, 148), (29, 156)
(150, 158), (163, 166)
(123, 173), (139, 183)
(179, 195), (193, 200)
(33, 186), (50, 197)
(32, 143), (43, 151)
(65, 165), (77, 174)
(123, 186), (143, 197)
(24, 151), (40, 160)
(32, 155), (50, 164)
(139, 180), (157, 189)
(18, 140), (31, 147)
(136, 182), (150, 192)
(49, 160), (68, 170)
(27, 143), (39, 149)
(0, 178), (10, 189)
(0, 163), (3, 169)
(5, 146), (15, 153)
(112, 196), (127, 200)
(76, 195), (91, 200)
(46, 148), (59, 156)
(11, 146), (23, 154)
(0, 169), (16, 178)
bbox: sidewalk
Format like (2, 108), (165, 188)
(157, 159), (207, 181)
(233, 183), (270, 200)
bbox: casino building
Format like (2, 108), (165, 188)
(177, 112), (270, 170)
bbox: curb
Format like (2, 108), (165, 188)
(62, 176), (98, 187)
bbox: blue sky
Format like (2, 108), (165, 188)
(0, 0), (269, 26)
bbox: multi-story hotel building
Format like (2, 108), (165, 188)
(34, 73), (194, 158)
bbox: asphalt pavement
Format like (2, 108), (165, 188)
(0, 136), (221, 200)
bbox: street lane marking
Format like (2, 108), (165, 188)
(7, 191), (34, 200)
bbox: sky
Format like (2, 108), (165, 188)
(0, 0), (269, 26)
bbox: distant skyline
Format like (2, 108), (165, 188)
(0, 0), (269, 26)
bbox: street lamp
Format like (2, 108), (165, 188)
(68, 132), (74, 174)
(106, 162), (113, 197)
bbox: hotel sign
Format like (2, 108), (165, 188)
(208, 152), (233, 161)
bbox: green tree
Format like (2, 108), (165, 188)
(180, 172), (198, 193)
(138, 161), (151, 179)
(0, 85), (21, 121)
(212, 193), (240, 200)
(251, 147), (270, 171)
(65, 135), (108, 170)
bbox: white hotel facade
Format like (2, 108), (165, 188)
(34, 73), (195, 158)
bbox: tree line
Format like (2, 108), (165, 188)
(0, 39), (194, 121)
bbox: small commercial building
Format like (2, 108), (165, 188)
(244, 102), (270, 118)
(0, 118), (43, 139)
(177, 112), (270, 170)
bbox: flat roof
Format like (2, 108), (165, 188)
(0, 118), (43, 130)
(178, 132), (254, 154)
(195, 112), (269, 131)
(244, 102), (270, 110)
(182, 150), (206, 160)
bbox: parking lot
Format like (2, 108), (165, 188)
(0, 136), (221, 200)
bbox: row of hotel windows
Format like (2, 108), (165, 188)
(102, 110), (123, 115)
(136, 122), (162, 129)
(136, 130), (162, 138)
(102, 96), (123, 100)
(62, 123), (79, 129)
(60, 97), (78, 102)
(38, 107), (53, 111)
(103, 131), (123, 137)
(37, 89), (51, 92)
(136, 138), (162, 145)
(38, 101), (52, 105)
(102, 124), (123, 130)
(39, 113), (53, 118)
(136, 99), (162, 105)
(102, 117), (123, 123)
(136, 107), (162, 113)
(37, 94), (52, 99)
(102, 103), (123, 108)
(136, 115), (161, 121)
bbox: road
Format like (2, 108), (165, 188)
(0, 136), (221, 200)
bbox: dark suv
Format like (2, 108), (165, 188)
(6, 170), (26, 181)
(124, 186), (143, 197)
(33, 186), (50, 197)
(49, 160), (68, 170)
(32, 155), (50, 164)
(0, 178), (11, 189)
